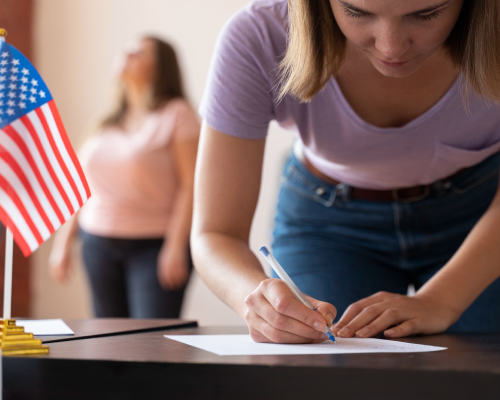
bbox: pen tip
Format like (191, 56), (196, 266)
(259, 246), (270, 257)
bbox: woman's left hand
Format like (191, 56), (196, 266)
(331, 291), (461, 339)
(157, 245), (190, 290)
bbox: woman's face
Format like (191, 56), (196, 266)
(119, 39), (156, 88)
(329, 0), (464, 77)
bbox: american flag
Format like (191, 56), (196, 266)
(0, 40), (90, 256)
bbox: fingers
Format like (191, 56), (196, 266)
(332, 292), (390, 336)
(384, 319), (418, 338)
(245, 279), (335, 343)
(248, 314), (326, 344)
(305, 294), (337, 327)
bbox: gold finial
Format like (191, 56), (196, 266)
(0, 29), (7, 37)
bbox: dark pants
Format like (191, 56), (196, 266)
(80, 229), (190, 319)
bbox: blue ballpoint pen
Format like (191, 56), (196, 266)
(259, 246), (336, 344)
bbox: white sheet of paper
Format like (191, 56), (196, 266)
(164, 334), (446, 356)
(17, 319), (74, 336)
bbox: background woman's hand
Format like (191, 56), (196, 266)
(157, 245), (190, 290)
(244, 278), (337, 343)
(48, 244), (72, 283)
(331, 291), (461, 339)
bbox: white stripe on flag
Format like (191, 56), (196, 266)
(26, 111), (80, 212)
(0, 129), (62, 230)
(41, 104), (88, 203)
(0, 186), (39, 252)
(0, 158), (51, 240)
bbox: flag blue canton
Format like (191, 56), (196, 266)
(0, 41), (53, 129)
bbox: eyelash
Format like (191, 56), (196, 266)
(342, 8), (442, 22)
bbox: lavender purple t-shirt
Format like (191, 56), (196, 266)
(199, 0), (500, 190)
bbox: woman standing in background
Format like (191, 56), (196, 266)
(49, 37), (200, 318)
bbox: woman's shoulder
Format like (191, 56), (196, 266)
(221, 0), (288, 55)
(156, 98), (197, 120)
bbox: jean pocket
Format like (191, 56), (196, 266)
(281, 165), (338, 207)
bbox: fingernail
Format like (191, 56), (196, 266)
(356, 328), (369, 337)
(338, 327), (350, 337)
(313, 321), (326, 331)
(385, 329), (395, 337)
(326, 313), (334, 326)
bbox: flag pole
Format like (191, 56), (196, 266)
(3, 229), (13, 320)
(0, 28), (13, 320)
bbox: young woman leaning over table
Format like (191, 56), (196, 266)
(192, 0), (500, 343)
(49, 37), (200, 319)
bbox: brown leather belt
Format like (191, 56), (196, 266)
(297, 149), (462, 203)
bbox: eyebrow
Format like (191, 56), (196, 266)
(337, 0), (451, 16)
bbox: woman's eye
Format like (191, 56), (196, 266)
(343, 8), (364, 19)
(414, 11), (441, 21)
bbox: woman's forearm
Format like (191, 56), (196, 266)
(417, 198), (500, 318)
(191, 231), (268, 317)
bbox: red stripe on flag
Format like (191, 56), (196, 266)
(0, 147), (55, 233)
(2, 124), (65, 225)
(0, 176), (44, 245)
(0, 205), (31, 257)
(48, 100), (91, 199)
(18, 116), (74, 217)
(36, 108), (83, 209)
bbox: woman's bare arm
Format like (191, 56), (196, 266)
(191, 122), (336, 343)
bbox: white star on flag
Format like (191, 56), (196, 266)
(21, 68), (29, 75)
(6, 108), (14, 115)
(0, 84), (4, 90)
(8, 91), (16, 98)
(18, 101), (26, 109)
(21, 76), (28, 83)
(30, 79), (38, 86)
(1, 52), (8, 58)
(28, 95), (36, 103)
(20, 84), (27, 91)
(39, 90), (46, 98)
(7, 99), (15, 107)
(8, 83), (16, 90)
(9, 75), (17, 81)
(30, 87), (37, 94)
(19, 93), (27, 100)
(0, 67), (6, 74)
(10, 67), (19, 74)
(11, 59), (20, 66)
(0, 76), (6, 82)
(0, 60), (7, 66)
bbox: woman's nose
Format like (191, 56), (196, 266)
(374, 22), (411, 60)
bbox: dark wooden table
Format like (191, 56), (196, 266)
(4, 321), (500, 400)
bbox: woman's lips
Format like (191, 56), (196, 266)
(379, 59), (409, 67)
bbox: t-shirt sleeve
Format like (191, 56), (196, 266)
(199, 7), (275, 140)
(172, 100), (201, 142)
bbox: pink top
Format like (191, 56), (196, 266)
(78, 99), (200, 238)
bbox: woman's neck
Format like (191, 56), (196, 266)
(124, 83), (151, 114)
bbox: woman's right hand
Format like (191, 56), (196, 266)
(48, 244), (72, 283)
(244, 278), (337, 344)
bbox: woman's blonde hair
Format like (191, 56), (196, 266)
(280, 0), (500, 102)
(100, 36), (185, 128)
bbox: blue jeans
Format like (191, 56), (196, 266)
(272, 151), (500, 333)
(80, 229), (190, 319)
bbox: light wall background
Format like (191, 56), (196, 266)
(31, 0), (294, 325)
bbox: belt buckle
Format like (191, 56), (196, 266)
(391, 185), (430, 203)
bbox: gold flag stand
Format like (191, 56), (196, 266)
(0, 319), (49, 356)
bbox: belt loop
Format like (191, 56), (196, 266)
(334, 183), (351, 202)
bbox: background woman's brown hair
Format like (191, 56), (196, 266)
(280, 0), (500, 103)
(100, 36), (185, 128)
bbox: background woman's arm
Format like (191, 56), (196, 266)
(157, 135), (199, 290)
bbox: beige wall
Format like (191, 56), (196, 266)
(32, 0), (294, 325)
